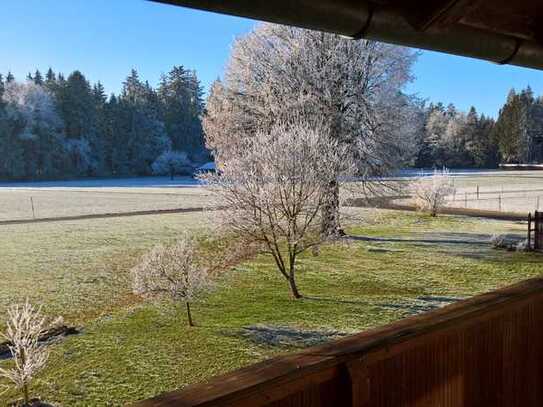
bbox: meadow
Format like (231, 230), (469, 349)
(1, 191), (542, 405)
(391, 170), (543, 214)
(0, 177), (209, 221)
(2, 171), (543, 222)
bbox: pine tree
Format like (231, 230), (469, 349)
(119, 69), (169, 174)
(57, 70), (97, 175)
(493, 87), (536, 164)
(45, 68), (57, 93)
(158, 66), (205, 156)
(33, 70), (43, 86)
(91, 82), (108, 175)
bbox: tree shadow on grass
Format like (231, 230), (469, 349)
(230, 324), (348, 348)
(345, 232), (492, 246)
(302, 295), (370, 306)
(377, 295), (464, 317)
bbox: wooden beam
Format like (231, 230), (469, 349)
(402, 0), (478, 32)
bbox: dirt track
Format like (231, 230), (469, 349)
(349, 196), (527, 222)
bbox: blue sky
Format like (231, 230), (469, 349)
(1, 0), (541, 117)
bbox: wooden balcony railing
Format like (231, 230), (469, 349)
(133, 277), (543, 406)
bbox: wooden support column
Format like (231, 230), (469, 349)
(528, 212), (532, 250)
(345, 358), (370, 407)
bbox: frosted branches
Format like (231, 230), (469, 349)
(131, 237), (212, 327)
(409, 168), (456, 216)
(0, 301), (53, 405)
(200, 121), (353, 298)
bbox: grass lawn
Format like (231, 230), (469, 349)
(0, 186), (209, 221)
(1, 209), (541, 405)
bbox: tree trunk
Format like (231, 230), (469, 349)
(288, 275), (302, 299)
(21, 348), (29, 404)
(321, 179), (342, 238)
(23, 384), (30, 406)
(186, 302), (194, 327)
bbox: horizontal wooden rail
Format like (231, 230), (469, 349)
(134, 278), (543, 406)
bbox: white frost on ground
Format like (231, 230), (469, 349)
(0, 176), (201, 189)
(0, 177), (210, 221)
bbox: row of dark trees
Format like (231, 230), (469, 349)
(1, 65), (542, 180)
(0, 67), (207, 180)
(415, 86), (543, 169)
(415, 103), (497, 168)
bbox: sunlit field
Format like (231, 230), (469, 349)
(4, 170), (543, 222)
(1, 205), (541, 405)
(394, 170), (543, 214)
(0, 177), (210, 221)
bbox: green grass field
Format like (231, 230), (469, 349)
(1, 208), (541, 405)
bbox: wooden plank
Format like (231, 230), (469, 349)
(345, 358), (370, 407)
(133, 354), (340, 407)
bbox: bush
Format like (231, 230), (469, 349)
(0, 301), (58, 406)
(151, 150), (192, 177)
(490, 234), (507, 248)
(131, 236), (212, 327)
(409, 168), (456, 216)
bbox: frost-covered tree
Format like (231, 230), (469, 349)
(151, 150), (191, 179)
(409, 168), (456, 216)
(417, 105), (448, 167)
(0, 301), (60, 405)
(2, 80), (65, 178)
(201, 121), (353, 298)
(204, 24), (419, 237)
(131, 238), (212, 327)
(416, 103), (497, 169)
(0, 65), (209, 179)
(0, 75), (25, 178)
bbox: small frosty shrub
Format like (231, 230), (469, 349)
(0, 301), (56, 405)
(490, 234), (507, 249)
(516, 239), (530, 252)
(409, 168), (456, 216)
(131, 236), (212, 327)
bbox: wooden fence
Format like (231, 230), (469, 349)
(133, 278), (543, 407)
(528, 211), (543, 250)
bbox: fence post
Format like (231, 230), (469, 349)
(498, 194), (502, 212)
(465, 192), (467, 208)
(528, 212), (532, 250)
(536, 211), (540, 251)
(477, 185), (479, 200)
(30, 196), (36, 219)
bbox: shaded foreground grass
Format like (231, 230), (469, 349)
(1, 209), (541, 405)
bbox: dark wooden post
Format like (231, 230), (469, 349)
(528, 212), (532, 250)
(536, 211), (540, 251)
(345, 358), (370, 407)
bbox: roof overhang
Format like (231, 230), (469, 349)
(151, 0), (543, 70)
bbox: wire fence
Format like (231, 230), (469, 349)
(446, 184), (543, 213)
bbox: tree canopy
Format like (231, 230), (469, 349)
(0, 67), (208, 180)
